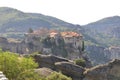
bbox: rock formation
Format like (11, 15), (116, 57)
(34, 54), (69, 70)
(0, 30), (84, 60)
(83, 59), (120, 80)
(33, 54), (91, 80)
(105, 46), (120, 60)
(34, 68), (53, 77)
(55, 62), (85, 80)
(33, 54), (120, 80)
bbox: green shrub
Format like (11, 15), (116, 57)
(0, 49), (72, 80)
(16, 70), (42, 80)
(75, 58), (86, 67)
(46, 72), (72, 80)
(0, 49), (38, 80)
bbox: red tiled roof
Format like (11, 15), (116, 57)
(27, 29), (82, 38)
(61, 31), (82, 37)
(49, 32), (58, 37)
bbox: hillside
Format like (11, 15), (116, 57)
(83, 16), (120, 47)
(0, 7), (78, 33)
(82, 16), (120, 65)
(0, 7), (120, 47)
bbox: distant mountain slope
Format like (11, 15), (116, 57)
(83, 16), (120, 46)
(82, 16), (120, 65)
(0, 7), (77, 33)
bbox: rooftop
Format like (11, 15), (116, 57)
(49, 32), (58, 37)
(61, 31), (82, 37)
(27, 29), (82, 38)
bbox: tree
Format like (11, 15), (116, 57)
(0, 49), (38, 80)
(16, 70), (42, 80)
(28, 28), (33, 33)
(0, 51), (20, 79)
(82, 41), (85, 51)
(75, 58), (86, 67)
(46, 72), (72, 80)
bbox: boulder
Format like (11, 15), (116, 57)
(34, 68), (53, 77)
(34, 54), (69, 70)
(83, 59), (120, 80)
(55, 61), (85, 80)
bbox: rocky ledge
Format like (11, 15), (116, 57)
(83, 59), (120, 80)
(33, 54), (120, 80)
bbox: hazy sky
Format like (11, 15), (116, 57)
(0, 0), (120, 25)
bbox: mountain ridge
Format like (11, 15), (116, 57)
(83, 15), (120, 46)
(0, 7), (78, 33)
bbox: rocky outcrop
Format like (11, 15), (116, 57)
(33, 54), (90, 80)
(0, 31), (84, 60)
(34, 54), (69, 70)
(83, 59), (120, 80)
(33, 54), (120, 80)
(34, 68), (53, 77)
(105, 46), (120, 60)
(0, 37), (43, 54)
(55, 62), (85, 80)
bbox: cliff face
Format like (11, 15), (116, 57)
(0, 37), (43, 54)
(86, 45), (120, 65)
(83, 59), (120, 80)
(0, 30), (84, 60)
(105, 46), (120, 60)
(86, 45), (110, 65)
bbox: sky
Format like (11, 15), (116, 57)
(0, 0), (120, 25)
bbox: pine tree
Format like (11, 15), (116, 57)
(28, 28), (33, 33)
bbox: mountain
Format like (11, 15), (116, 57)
(0, 7), (120, 65)
(0, 7), (78, 33)
(0, 7), (120, 46)
(83, 16), (120, 46)
(81, 16), (120, 65)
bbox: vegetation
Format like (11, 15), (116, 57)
(0, 7), (76, 35)
(16, 70), (42, 80)
(28, 28), (33, 33)
(46, 72), (72, 80)
(81, 41), (85, 51)
(0, 49), (38, 80)
(0, 49), (72, 80)
(75, 58), (86, 67)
